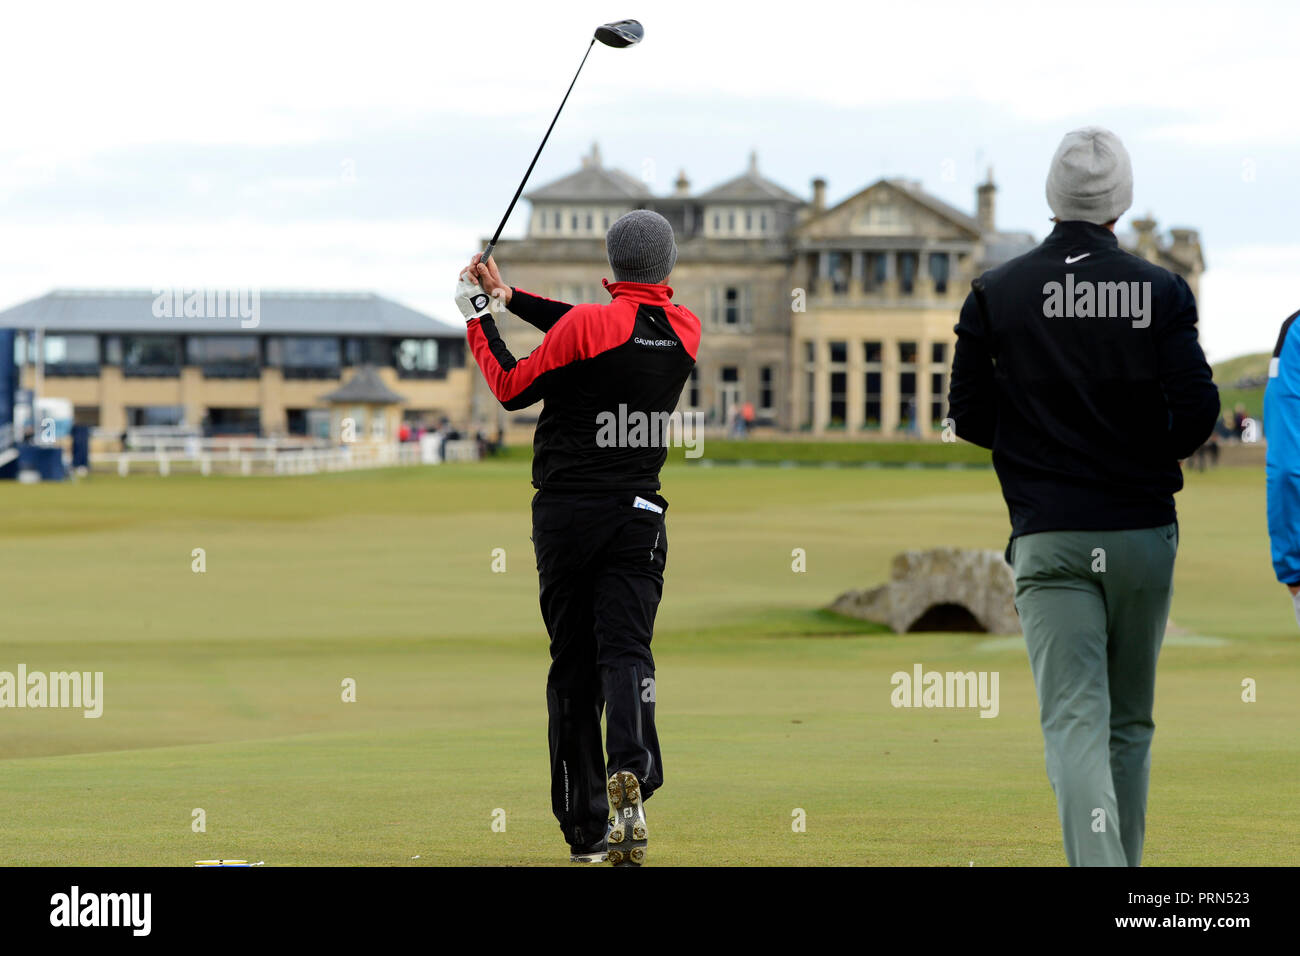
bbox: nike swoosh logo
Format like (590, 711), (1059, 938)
(1065, 253), (1090, 264)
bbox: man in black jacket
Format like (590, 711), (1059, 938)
(948, 127), (1219, 866)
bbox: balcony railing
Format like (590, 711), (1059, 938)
(42, 362), (100, 378)
(122, 365), (182, 378)
(807, 277), (957, 303)
(200, 364), (261, 379)
(393, 367), (450, 380)
(280, 365), (342, 380)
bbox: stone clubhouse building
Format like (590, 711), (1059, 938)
(484, 144), (1205, 438)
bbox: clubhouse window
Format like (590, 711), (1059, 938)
(929, 252), (950, 294)
(829, 372), (847, 428)
(898, 341), (918, 429)
(759, 366), (774, 412)
(930, 342), (950, 426)
(441, 338), (466, 369)
(274, 337), (342, 379)
(724, 287), (739, 326)
(344, 337), (387, 366)
(394, 338), (442, 378)
(899, 373), (917, 428)
(865, 252), (887, 292)
(801, 341), (817, 428)
(897, 253), (919, 295)
(187, 336), (260, 378)
(712, 286), (750, 329)
(931, 371), (948, 426)
(205, 407), (261, 437)
(41, 334), (99, 376)
(864, 341), (883, 428)
(122, 335), (182, 377)
(864, 372), (882, 428)
(828, 340), (847, 428)
(828, 252), (849, 294)
(287, 408), (331, 439)
(126, 405), (184, 427)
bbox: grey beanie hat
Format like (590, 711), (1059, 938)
(1045, 126), (1134, 225)
(606, 209), (677, 284)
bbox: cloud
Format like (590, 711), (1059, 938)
(7, 1), (1300, 155)
(1198, 244), (1300, 361)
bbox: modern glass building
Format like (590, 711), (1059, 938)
(0, 290), (470, 438)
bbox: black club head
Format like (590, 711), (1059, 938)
(594, 19), (643, 48)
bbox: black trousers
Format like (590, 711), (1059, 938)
(531, 489), (667, 849)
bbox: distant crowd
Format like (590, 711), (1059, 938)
(1190, 403), (1260, 471)
(398, 417), (504, 458)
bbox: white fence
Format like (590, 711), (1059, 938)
(94, 437), (481, 477)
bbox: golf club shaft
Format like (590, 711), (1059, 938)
(481, 38), (597, 266)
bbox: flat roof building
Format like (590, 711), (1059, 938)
(0, 289), (472, 438)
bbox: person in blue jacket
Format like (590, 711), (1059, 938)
(1264, 308), (1300, 626)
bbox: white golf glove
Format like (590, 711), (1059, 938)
(455, 272), (494, 321)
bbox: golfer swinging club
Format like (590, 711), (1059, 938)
(455, 210), (700, 866)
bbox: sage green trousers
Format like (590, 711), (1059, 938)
(1009, 522), (1178, 867)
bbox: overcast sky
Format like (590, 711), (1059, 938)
(2, 0), (1296, 361)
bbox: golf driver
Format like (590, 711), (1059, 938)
(479, 19), (644, 265)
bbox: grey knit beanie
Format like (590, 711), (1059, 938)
(606, 210), (677, 284)
(1045, 126), (1134, 225)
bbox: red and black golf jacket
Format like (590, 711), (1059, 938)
(467, 279), (701, 493)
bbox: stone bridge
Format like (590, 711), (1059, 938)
(828, 548), (1020, 635)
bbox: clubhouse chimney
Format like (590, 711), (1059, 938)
(1131, 213), (1159, 261)
(976, 167), (996, 233)
(812, 177), (827, 213)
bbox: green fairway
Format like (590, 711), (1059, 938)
(1, 463), (1295, 866)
